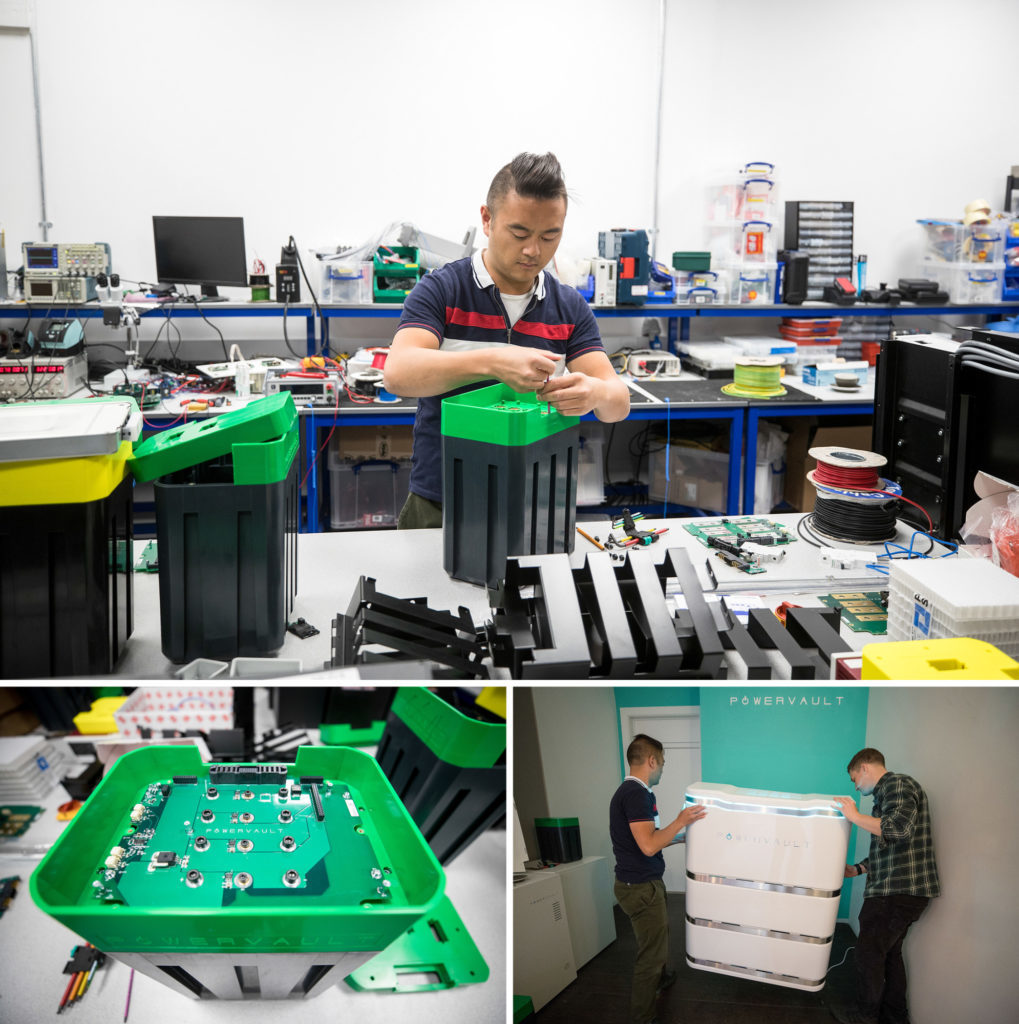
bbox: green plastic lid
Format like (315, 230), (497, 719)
(441, 382), (579, 445)
(128, 393), (297, 483)
(534, 817), (580, 828)
(392, 687), (506, 769)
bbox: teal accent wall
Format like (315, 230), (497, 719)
(699, 687), (870, 917)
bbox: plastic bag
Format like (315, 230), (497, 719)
(989, 490), (1019, 577)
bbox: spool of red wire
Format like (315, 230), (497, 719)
(808, 447), (887, 491)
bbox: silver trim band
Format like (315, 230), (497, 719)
(686, 913), (832, 944)
(687, 870), (842, 899)
(685, 795), (843, 819)
(686, 953), (825, 988)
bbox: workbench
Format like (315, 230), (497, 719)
(103, 514), (947, 681)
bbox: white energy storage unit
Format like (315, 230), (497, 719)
(684, 782), (850, 992)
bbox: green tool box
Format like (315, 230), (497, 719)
(441, 382), (579, 587)
(128, 394), (299, 663)
(373, 245), (424, 303)
(376, 687), (506, 865)
(29, 744), (486, 1001)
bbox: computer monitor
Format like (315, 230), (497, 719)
(152, 215), (248, 299)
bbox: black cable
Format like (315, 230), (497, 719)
(178, 295), (229, 360)
(281, 300), (305, 360)
(812, 495), (898, 543)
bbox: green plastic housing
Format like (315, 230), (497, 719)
(29, 745), (445, 955)
(393, 688), (506, 769)
(441, 383), (579, 446)
(128, 393), (297, 484)
(672, 250), (712, 271)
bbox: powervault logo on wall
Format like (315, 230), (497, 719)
(728, 694), (848, 707)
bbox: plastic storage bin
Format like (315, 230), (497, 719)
(327, 453), (411, 530)
(684, 782), (850, 992)
(923, 259), (1004, 303)
(917, 219), (1005, 263)
(29, 744), (447, 1000)
(114, 686), (234, 737)
(0, 398), (139, 678)
(375, 687), (506, 865)
(733, 263), (778, 304)
(441, 383), (579, 587)
(534, 817), (582, 863)
(128, 394), (299, 664)
(323, 261), (373, 303)
(373, 245), (424, 303)
(886, 557), (1019, 657)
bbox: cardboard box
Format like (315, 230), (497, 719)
(335, 425), (414, 462)
(784, 421), (874, 513)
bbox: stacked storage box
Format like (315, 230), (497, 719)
(705, 162), (780, 305)
(779, 317), (842, 373)
(917, 218), (1005, 302)
(685, 782), (850, 992)
(128, 394), (299, 664)
(0, 398), (139, 677)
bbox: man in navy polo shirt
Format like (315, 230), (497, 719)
(610, 733), (707, 1024)
(383, 151), (630, 529)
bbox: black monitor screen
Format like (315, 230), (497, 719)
(152, 216), (248, 296)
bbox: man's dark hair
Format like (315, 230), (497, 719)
(626, 733), (664, 767)
(487, 152), (567, 213)
(847, 747), (886, 773)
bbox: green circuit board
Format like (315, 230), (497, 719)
(684, 517), (797, 548)
(683, 517), (796, 574)
(0, 806), (43, 838)
(819, 592), (889, 635)
(90, 766), (401, 910)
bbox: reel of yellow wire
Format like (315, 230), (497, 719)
(721, 357), (787, 398)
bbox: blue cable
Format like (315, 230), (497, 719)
(663, 396), (671, 520)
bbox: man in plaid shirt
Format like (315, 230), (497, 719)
(830, 748), (940, 1024)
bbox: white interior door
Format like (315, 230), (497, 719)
(619, 706), (701, 893)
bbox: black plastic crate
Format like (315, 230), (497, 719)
(153, 454), (298, 663)
(0, 476), (133, 678)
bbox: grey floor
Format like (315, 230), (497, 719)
(534, 894), (858, 1024)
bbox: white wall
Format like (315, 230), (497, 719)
(3, 0), (1017, 360)
(531, 687), (622, 865)
(848, 687), (1019, 1024)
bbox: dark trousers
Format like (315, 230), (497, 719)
(397, 491), (442, 529)
(614, 878), (669, 1024)
(856, 894), (930, 1023)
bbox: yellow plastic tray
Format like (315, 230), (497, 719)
(862, 637), (1019, 680)
(0, 440), (132, 506)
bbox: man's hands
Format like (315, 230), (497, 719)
(537, 371), (608, 417)
(844, 864), (864, 878)
(674, 804), (708, 831)
(490, 346), (563, 392)
(833, 795), (862, 824)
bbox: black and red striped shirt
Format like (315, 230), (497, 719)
(397, 250), (604, 502)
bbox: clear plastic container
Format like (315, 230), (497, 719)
(733, 263), (778, 304)
(923, 259), (1004, 302)
(739, 221), (776, 261)
(917, 219), (1005, 264)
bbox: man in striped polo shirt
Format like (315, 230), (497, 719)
(383, 151), (630, 529)
(831, 748), (940, 1024)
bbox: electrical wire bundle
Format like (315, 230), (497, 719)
(721, 357), (787, 398)
(801, 446), (933, 544)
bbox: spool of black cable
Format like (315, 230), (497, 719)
(812, 494), (898, 544)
